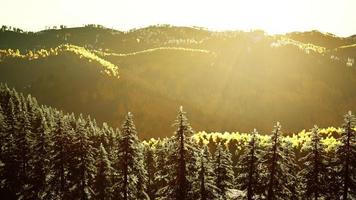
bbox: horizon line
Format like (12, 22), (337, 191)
(1, 23), (355, 38)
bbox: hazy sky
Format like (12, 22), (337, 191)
(1, 0), (355, 36)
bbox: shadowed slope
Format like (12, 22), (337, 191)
(0, 26), (355, 138)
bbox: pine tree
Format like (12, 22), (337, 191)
(0, 97), (21, 198)
(174, 106), (191, 200)
(0, 85), (10, 148)
(70, 116), (96, 200)
(237, 129), (261, 200)
(0, 133), (17, 199)
(299, 125), (328, 200)
(186, 137), (200, 200)
(281, 140), (299, 199)
(0, 98), (12, 198)
(0, 104), (6, 166)
(50, 112), (73, 199)
(0, 104), (5, 145)
(25, 94), (39, 130)
(115, 112), (147, 200)
(154, 138), (173, 199)
(197, 145), (217, 200)
(95, 143), (114, 200)
(15, 104), (33, 199)
(174, 107), (196, 200)
(31, 110), (52, 199)
(214, 143), (234, 199)
(157, 106), (197, 200)
(336, 111), (356, 199)
(144, 143), (157, 200)
(263, 122), (295, 200)
(324, 145), (341, 200)
(100, 122), (118, 164)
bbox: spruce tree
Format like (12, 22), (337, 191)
(336, 111), (356, 199)
(144, 143), (157, 200)
(299, 125), (328, 200)
(263, 122), (294, 200)
(70, 116), (96, 200)
(15, 105), (33, 199)
(0, 104), (5, 145)
(1, 97), (21, 198)
(100, 122), (118, 164)
(0, 104), (6, 166)
(0, 98), (14, 199)
(25, 94), (39, 130)
(95, 143), (114, 200)
(175, 107), (191, 200)
(324, 145), (341, 200)
(237, 129), (261, 200)
(281, 140), (299, 199)
(186, 137), (200, 200)
(0, 133), (17, 199)
(214, 143), (234, 199)
(31, 110), (52, 199)
(177, 107), (196, 200)
(158, 106), (197, 200)
(115, 112), (147, 200)
(50, 112), (73, 199)
(154, 138), (174, 199)
(197, 145), (217, 200)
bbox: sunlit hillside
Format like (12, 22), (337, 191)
(0, 25), (356, 138)
(0, 44), (118, 76)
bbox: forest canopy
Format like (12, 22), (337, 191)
(0, 84), (355, 199)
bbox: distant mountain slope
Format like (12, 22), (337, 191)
(286, 30), (355, 49)
(1, 25), (355, 53)
(0, 25), (355, 138)
(0, 44), (122, 127)
(0, 44), (218, 137)
(0, 25), (210, 53)
(0, 44), (118, 76)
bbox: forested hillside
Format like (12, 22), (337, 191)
(1, 25), (356, 138)
(0, 84), (355, 199)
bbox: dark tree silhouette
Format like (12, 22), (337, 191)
(263, 122), (295, 200)
(95, 143), (114, 200)
(115, 112), (147, 200)
(237, 129), (261, 200)
(299, 126), (328, 200)
(336, 111), (356, 200)
(197, 145), (217, 200)
(50, 113), (72, 198)
(143, 144), (156, 200)
(214, 143), (234, 199)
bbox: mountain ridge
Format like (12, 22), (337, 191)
(0, 25), (355, 138)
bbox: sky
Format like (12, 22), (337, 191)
(1, 0), (356, 36)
